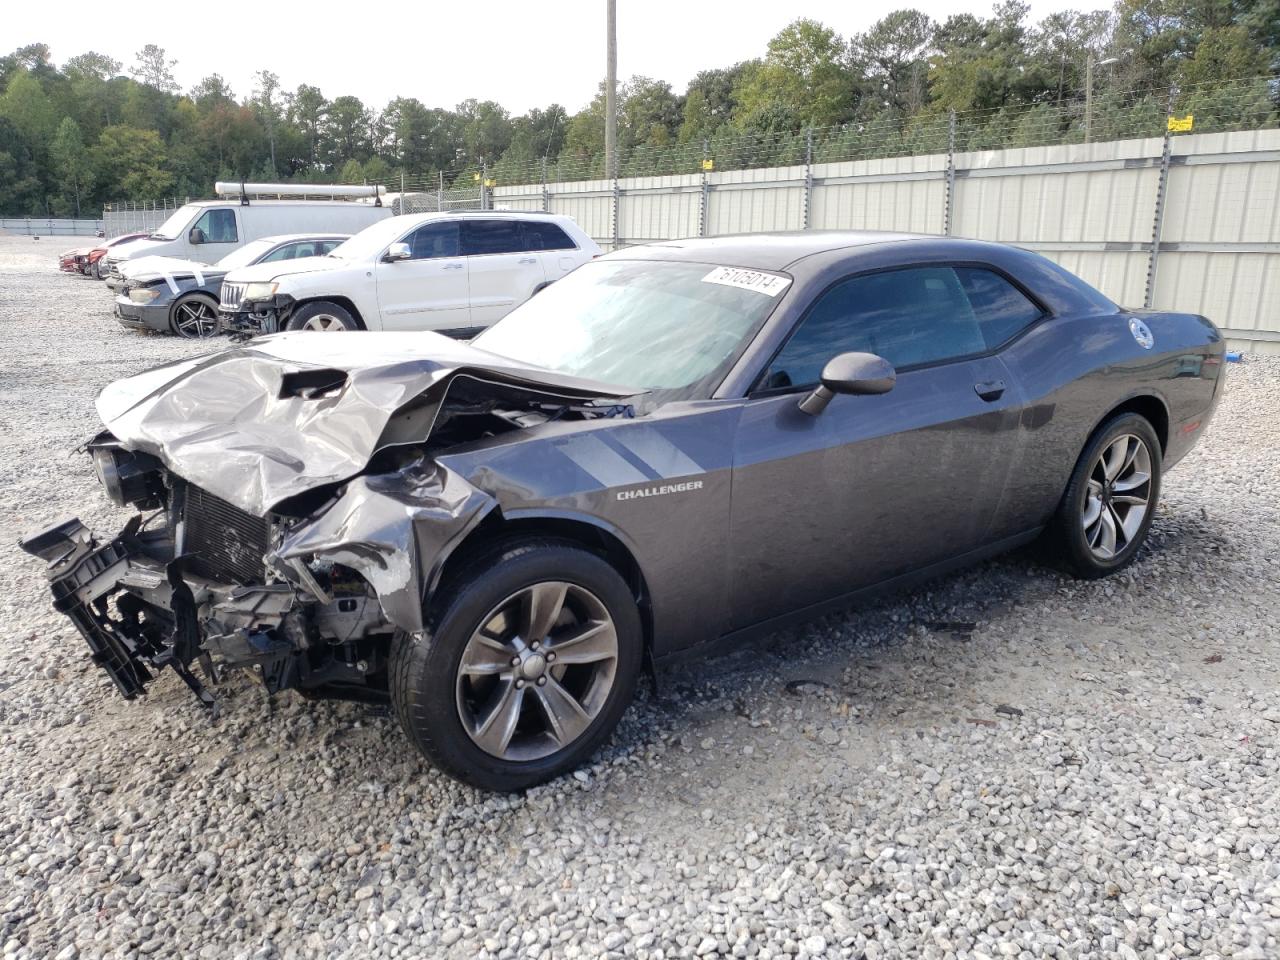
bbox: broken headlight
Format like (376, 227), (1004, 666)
(243, 282), (278, 301)
(91, 446), (164, 509)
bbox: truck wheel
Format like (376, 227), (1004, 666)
(285, 301), (358, 332)
(169, 293), (220, 339)
(390, 539), (643, 792)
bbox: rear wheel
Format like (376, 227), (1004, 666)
(169, 293), (220, 339)
(284, 301), (358, 332)
(1046, 412), (1162, 578)
(390, 539), (642, 791)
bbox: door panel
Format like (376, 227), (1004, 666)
(375, 221), (470, 331)
(467, 254), (545, 326)
(727, 355), (1021, 630)
(461, 220), (546, 327)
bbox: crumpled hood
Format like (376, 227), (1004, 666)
(96, 331), (635, 515)
(110, 238), (174, 262)
(222, 256), (338, 284)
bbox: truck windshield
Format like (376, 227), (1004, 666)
(149, 204), (201, 241)
(472, 259), (791, 399)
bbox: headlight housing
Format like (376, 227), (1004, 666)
(91, 446), (164, 509)
(128, 287), (160, 303)
(244, 282), (279, 301)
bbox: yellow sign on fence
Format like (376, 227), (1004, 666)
(702, 159), (715, 171)
(1168, 115), (1194, 132)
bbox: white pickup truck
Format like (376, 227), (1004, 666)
(218, 211), (601, 337)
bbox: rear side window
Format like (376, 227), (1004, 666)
(462, 220), (524, 256)
(523, 221), (576, 251)
(192, 208), (238, 244)
(954, 267), (1043, 348)
(762, 265), (1042, 389)
(407, 222), (461, 260)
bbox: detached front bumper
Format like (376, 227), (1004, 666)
(20, 517), (217, 705)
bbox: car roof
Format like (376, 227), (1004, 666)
(605, 231), (938, 271)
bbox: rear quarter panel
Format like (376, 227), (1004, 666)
(995, 308), (1223, 532)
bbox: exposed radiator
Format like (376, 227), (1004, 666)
(182, 484), (271, 584)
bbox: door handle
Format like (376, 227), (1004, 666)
(442, 262), (463, 270)
(974, 379), (1006, 402)
(518, 257), (537, 264)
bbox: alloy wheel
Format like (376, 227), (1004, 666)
(1083, 433), (1152, 560)
(456, 581), (619, 762)
(300, 314), (346, 332)
(173, 300), (219, 338)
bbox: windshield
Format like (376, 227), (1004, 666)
(326, 218), (413, 261)
(216, 239), (276, 270)
(149, 204), (201, 241)
(472, 259), (791, 399)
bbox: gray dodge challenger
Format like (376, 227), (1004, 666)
(23, 232), (1224, 791)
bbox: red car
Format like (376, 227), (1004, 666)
(58, 245), (93, 273)
(61, 233), (147, 279)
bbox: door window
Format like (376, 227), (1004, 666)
(522, 221), (576, 251)
(191, 208), (238, 244)
(461, 219), (524, 256)
(405, 221), (461, 260)
(761, 266), (1042, 389)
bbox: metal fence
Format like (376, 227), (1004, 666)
(0, 217), (103, 237)
(100, 198), (194, 238)
(100, 75), (1280, 351)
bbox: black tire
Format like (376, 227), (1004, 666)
(1046, 412), (1163, 579)
(390, 538), (643, 792)
(284, 301), (359, 332)
(169, 293), (220, 339)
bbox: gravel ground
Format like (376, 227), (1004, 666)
(0, 231), (1278, 960)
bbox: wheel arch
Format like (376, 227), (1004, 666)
(429, 508), (656, 660)
(291, 295), (368, 331)
(1094, 392), (1170, 455)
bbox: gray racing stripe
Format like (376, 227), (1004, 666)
(613, 426), (705, 477)
(557, 433), (649, 487)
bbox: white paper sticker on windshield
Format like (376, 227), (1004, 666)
(701, 266), (791, 297)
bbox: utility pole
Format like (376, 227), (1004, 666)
(605, 0), (617, 179)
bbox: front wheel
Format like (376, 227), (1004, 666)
(390, 539), (643, 791)
(1046, 412), (1163, 578)
(170, 293), (220, 339)
(284, 301), (358, 332)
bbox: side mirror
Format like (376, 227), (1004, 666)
(798, 351), (896, 416)
(383, 242), (412, 262)
(188, 227), (207, 245)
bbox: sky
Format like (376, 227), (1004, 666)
(10, 0), (1080, 114)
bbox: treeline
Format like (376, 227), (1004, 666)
(2, 0), (1277, 215)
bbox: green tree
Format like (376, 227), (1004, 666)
(131, 44), (179, 93)
(253, 69), (282, 174)
(50, 116), (91, 214)
(733, 19), (855, 130)
(95, 124), (173, 198)
(0, 70), (57, 154)
(852, 10), (935, 116)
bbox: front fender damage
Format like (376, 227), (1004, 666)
(271, 460), (496, 634)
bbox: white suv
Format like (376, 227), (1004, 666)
(218, 211), (600, 336)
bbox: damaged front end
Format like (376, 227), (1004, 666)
(20, 440), (438, 708)
(23, 333), (637, 710)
